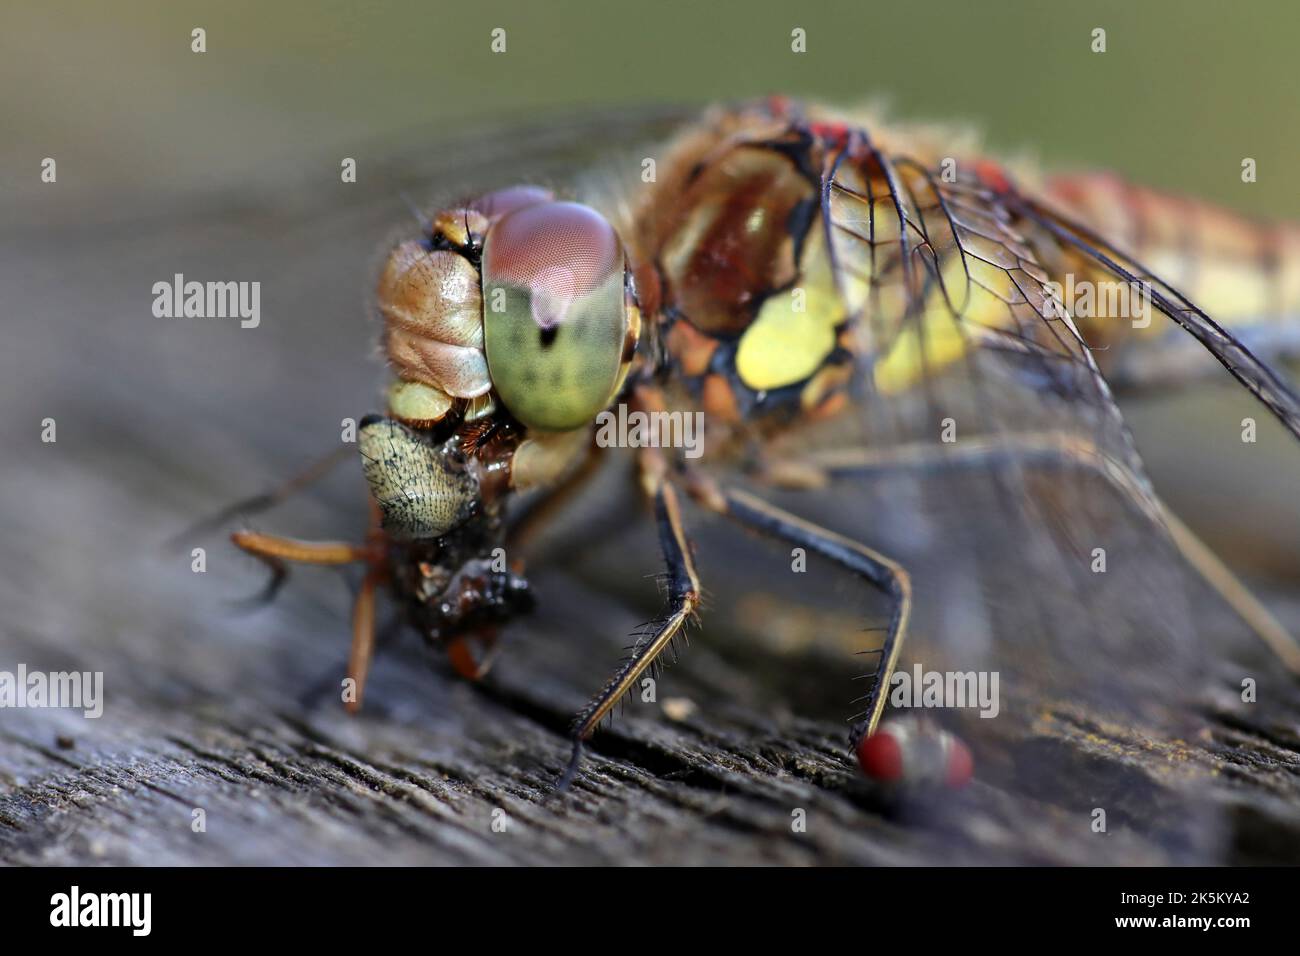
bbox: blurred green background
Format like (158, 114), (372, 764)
(3, 0), (1298, 217)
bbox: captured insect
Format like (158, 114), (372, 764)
(221, 98), (1300, 819)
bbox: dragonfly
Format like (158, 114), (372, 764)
(218, 98), (1300, 846)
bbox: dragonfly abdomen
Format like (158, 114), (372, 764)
(1047, 172), (1300, 386)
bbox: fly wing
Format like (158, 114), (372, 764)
(793, 137), (1242, 860)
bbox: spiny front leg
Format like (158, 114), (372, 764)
(558, 464), (701, 790)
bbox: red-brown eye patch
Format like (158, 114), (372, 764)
(482, 201), (622, 329)
(481, 200), (630, 431)
(470, 184), (554, 220)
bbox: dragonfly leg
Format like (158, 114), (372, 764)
(794, 433), (1300, 676)
(505, 436), (602, 554)
(229, 530), (371, 607)
(690, 484), (912, 749)
(168, 445), (353, 549)
(297, 611), (404, 710)
(232, 503), (391, 712)
(231, 530), (374, 566)
(559, 453), (701, 790)
(344, 565), (382, 714)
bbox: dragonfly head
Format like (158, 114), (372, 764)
(365, 185), (646, 646)
(363, 185), (646, 645)
(376, 184), (641, 435)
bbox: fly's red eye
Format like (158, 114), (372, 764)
(481, 201), (630, 432)
(856, 729), (904, 781)
(856, 718), (973, 790)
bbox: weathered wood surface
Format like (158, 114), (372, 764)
(3, 118), (1300, 866)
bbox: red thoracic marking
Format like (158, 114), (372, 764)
(808, 121), (849, 147)
(972, 159), (1012, 195)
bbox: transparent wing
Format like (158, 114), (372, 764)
(788, 136), (1237, 861)
(4, 104), (692, 247)
(2, 102), (691, 434)
(1017, 191), (1300, 431)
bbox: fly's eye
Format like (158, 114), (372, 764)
(481, 201), (628, 431)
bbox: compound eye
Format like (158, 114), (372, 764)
(481, 201), (628, 431)
(471, 185), (553, 219)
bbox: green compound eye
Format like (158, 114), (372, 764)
(481, 201), (628, 431)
